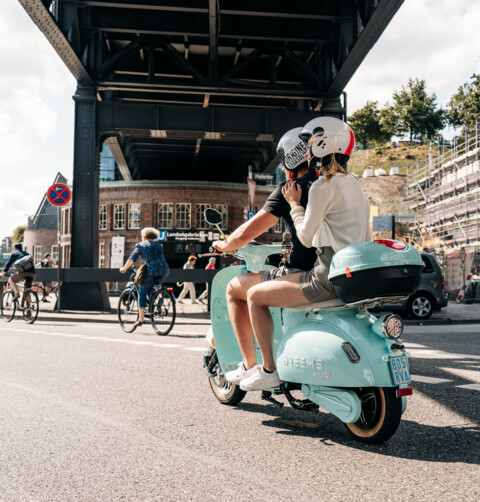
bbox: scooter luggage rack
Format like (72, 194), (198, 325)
(311, 295), (407, 314)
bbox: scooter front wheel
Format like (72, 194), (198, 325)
(206, 348), (246, 406)
(345, 387), (402, 444)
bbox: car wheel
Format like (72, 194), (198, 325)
(408, 292), (434, 320)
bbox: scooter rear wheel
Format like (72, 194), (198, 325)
(345, 387), (402, 444)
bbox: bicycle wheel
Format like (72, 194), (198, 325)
(118, 288), (139, 333)
(150, 288), (176, 335)
(22, 291), (39, 324)
(1, 290), (16, 322)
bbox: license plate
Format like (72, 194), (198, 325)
(389, 354), (411, 385)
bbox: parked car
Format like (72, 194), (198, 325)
(382, 252), (448, 320)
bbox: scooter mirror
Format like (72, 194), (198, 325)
(204, 208), (223, 226)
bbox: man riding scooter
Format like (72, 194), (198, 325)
(212, 127), (317, 384)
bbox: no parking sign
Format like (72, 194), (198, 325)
(46, 183), (71, 206)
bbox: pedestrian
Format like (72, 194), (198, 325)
(36, 252), (55, 302)
(198, 257), (216, 303)
(177, 256), (198, 304)
(120, 227), (170, 328)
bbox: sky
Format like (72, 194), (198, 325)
(1, 0), (480, 240)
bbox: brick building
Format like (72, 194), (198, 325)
(25, 179), (281, 272)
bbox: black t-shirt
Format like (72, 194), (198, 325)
(262, 173), (317, 271)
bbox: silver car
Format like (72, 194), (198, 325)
(383, 253), (448, 320)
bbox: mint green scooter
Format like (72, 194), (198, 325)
(202, 209), (423, 443)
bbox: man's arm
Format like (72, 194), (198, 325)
(212, 209), (278, 253)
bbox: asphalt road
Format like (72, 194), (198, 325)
(0, 320), (479, 502)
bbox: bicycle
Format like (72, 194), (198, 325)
(36, 282), (59, 303)
(1, 279), (40, 324)
(117, 272), (176, 335)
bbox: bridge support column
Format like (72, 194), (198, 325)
(61, 84), (110, 310)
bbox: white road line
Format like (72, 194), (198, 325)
(408, 348), (480, 360)
(457, 383), (480, 391)
(153, 343), (183, 348)
(411, 375), (452, 384)
(183, 347), (209, 352)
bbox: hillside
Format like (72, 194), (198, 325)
(349, 144), (432, 177)
(347, 145), (430, 218)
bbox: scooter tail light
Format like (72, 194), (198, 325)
(382, 314), (404, 339)
(167, 287), (173, 292)
(374, 239), (408, 251)
(397, 387), (413, 397)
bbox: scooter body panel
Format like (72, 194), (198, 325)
(278, 309), (397, 388)
(210, 265), (284, 375)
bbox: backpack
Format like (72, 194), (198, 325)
(15, 254), (35, 273)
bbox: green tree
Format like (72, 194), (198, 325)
(447, 74), (480, 133)
(382, 78), (445, 142)
(348, 101), (390, 148)
(11, 225), (27, 245)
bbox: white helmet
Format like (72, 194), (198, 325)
(299, 117), (355, 161)
(276, 127), (309, 173)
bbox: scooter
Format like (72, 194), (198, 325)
(201, 209), (424, 443)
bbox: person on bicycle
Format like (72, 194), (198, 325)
(36, 252), (55, 302)
(0, 243), (36, 301)
(120, 228), (169, 328)
(211, 127), (317, 384)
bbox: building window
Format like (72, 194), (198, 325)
(158, 203), (173, 229)
(62, 207), (71, 235)
(99, 204), (107, 230)
(274, 219), (283, 233)
(128, 203), (141, 229)
(195, 203), (210, 230)
(33, 246), (42, 265)
(113, 204), (125, 229)
(51, 245), (59, 264)
(99, 243), (105, 268)
(175, 203), (191, 229)
(213, 204), (228, 230)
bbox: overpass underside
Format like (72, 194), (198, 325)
(20, 0), (404, 309)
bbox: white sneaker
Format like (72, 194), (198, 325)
(240, 366), (282, 391)
(177, 299), (184, 304)
(225, 362), (258, 384)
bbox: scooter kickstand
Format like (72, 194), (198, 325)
(261, 391), (284, 408)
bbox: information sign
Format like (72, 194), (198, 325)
(373, 215), (394, 232)
(46, 183), (71, 206)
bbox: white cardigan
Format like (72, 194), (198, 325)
(290, 173), (372, 252)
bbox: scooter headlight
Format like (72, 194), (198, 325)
(382, 314), (404, 339)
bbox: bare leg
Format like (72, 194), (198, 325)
(139, 307), (145, 323)
(247, 273), (308, 372)
(226, 272), (263, 369)
(9, 277), (19, 296)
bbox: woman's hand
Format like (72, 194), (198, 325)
(282, 180), (302, 208)
(119, 266), (128, 274)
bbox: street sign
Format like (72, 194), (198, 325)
(46, 183), (71, 206)
(373, 215), (394, 232)
(247, 210), (256, 220)
(460, 247), (466, 263)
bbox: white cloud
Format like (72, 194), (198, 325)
(345, 0), (480, 113)
(0, 2), (75, 239)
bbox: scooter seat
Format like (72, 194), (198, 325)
(286, 297), (346, 312)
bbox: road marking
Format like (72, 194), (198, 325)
(411, 375), (452, 384)
(1, 326), (207, 352)
(457, 383), (480, 390)
(408, 348), (480, 360)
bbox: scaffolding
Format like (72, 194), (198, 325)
(402, 127), (480, 248)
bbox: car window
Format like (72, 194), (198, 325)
(421, 255), (434, 274)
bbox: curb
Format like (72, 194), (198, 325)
(404, 318), (480, 326)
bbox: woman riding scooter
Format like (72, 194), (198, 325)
(239, 117), (372, 391)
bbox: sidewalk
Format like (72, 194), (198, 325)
(12, 297), (480, 326)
